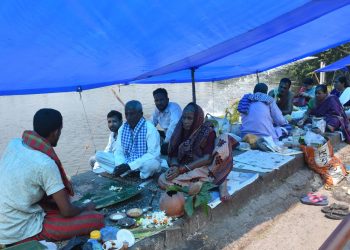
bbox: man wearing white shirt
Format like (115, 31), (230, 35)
(89, 110), (123, 173)
(113, 100), (161, 179)
(151, 88), (182, 155)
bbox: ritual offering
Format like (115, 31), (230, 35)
(73, 180), (141, 209)
(117, 229), (135, 247)
(102, 240), (123, 250)
(140, 211), (173, 229)
(159, 191), (185, 217)
(126, 208), (143, 218)
(109, 212), (126, 222)
(117, 217), (136, 228)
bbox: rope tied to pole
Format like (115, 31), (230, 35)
(77, 86), (97, 154)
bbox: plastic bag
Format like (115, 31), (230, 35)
(301, 139), (346, 186)
(205, 113), (231, 135)
(304, 131), (327, 146)
(312, 117), (326, 134)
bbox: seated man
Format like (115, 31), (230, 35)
(239, 83), (288, 140)
(268, 78), (294, 115)
(89, 110), (123, 173)
(113, 100), (161, 179)
(0, 109), (104, 245)
(151, 88), (182, 155)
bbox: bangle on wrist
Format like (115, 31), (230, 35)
(184, 164), (191, 171)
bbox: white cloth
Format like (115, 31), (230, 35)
(346, 109), (350, 118)
(151, 102), (182, 143)
(95, 151), (115, 173)
(104, 132), (118, 152)
(90, 132), (117, 171)
(114, 120), (161, 178)
(339, 87), (350, 106)
(0, 139), (64, 244)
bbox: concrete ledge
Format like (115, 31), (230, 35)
(132, 132), (342, 249)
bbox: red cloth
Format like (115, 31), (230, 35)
(22, 130), (74, 196)
(18, 209), (104, 242)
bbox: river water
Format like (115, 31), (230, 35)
(0, 77), (277, 177)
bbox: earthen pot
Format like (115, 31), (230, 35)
(159, 190), (185, 217)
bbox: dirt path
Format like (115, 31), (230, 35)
(222, 144), (350, 250)
(224, 191), (341, 250)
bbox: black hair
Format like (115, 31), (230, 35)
(125, 100), (143, 112)
(107, 110), (122, 121)
(316, 84), (328, 94)
(183, 102), (197, 112)
(280, 78), (292, 87)
(153, 88), (168, 98)
(303, 78), (314, 86)
(253, 83), (268, 94)
(33, 108), (62, 138)
(337, 76), (349, 88)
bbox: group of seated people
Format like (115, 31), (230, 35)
(238, 76), (350, 144)
(0, 88), (237, 245)
(2, 77), (350, 245)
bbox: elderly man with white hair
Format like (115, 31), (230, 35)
(113, 100), (161, 179)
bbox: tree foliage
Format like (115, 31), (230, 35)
(283, 42), (350, 84)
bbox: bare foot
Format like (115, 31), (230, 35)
(219, 180), (230, 201)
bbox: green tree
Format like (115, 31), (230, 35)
(284, 42), (350, 84)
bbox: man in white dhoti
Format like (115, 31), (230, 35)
(113, 100), (161, 179)
(89, 110), (123, 173)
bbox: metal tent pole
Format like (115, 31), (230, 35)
(256, 71), (260, 83)
(191, 67), (196, 103)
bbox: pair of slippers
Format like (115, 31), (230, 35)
(300, 193), (349, 220)
(300, 192), (328, 206)
(321, 203), (349, 220)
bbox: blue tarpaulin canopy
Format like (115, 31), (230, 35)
(1, 0), (350, 95)
(315, 54), (350, 72)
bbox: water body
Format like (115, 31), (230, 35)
(0, 77), (277, 177)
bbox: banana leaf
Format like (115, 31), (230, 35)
(130, 227), (166, 241)
(73, 180), (141, 209)
(5, 241), (46, 250)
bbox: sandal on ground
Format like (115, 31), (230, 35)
(325, 211), (346, 220)
(322, 207), (349, 216)
(329, 203), (349, 211)
(321, 204), (349, 213)
(300, 193), (328, 206)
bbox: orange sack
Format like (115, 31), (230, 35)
(301, 140), (346, 186)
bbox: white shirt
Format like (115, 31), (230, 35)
(339, 87), (350, 106)
(0, 139), (64, 244)
(114, 120), (160, 171)
(151, 102), (182, 143)
(104, 132), (118, 152)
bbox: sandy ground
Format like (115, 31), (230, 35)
(174, 143), (350, 250)
(222, 143), (350, 250)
